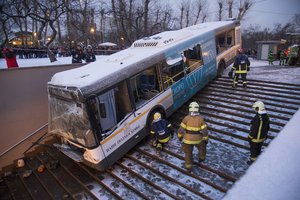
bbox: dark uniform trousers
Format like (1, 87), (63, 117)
(232, 53), (250, 88)
(233, 73), (247, 87)
(249, 113), (270, 162)
(249, 141), (263, 161)
(182, 141), (206, 168)
(178, 115), (208, 169)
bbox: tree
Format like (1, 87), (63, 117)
(237, 0), (254, 20)
(178, 0), (208, 27)
(1, 0), (70, 62)
(217, 0), (223, 21)
(292, 14), (300, 31)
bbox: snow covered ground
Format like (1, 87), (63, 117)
(1, 55), (300, 199)
(0, 55), (105, 69)
(2, 56), (300, 84)
(224, 108), (300, 200)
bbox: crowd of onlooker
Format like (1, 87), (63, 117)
(1, 46), (120, 59)
(0, 44), (121, 68)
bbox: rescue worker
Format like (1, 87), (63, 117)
(177, 102), (208, 171)
(284, 49), (289, 65)
(279, 50), (285, 66)
(150, 112), (174, 154)
(268, 50), (274, 65)
(85, 45), (96, 63)
(72, 43), (85, 63)
(2, 47), (19, 68)
(248, 101), (270, 165)
(229, 48), (250, 88)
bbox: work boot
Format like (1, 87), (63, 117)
(186, 167), (192, 172)
(156, 143), (162, 154)
(198, 158), (205, 163)
(243, 83), (247, 88)
(247, 159), (253, 165)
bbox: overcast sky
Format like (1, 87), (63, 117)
(208, 0), (300, 30)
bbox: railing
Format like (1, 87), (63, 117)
(0, 123), (48, 158)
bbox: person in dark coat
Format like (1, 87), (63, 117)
(247, 101), (270, 165)
(72, 43), (85, 63)
(229, 48), (250, 88)
(150, 112), (173, 154)
(85, 45), (96, 63)
(2, 47), (19, 68)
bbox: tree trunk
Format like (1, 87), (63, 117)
(180, 6), (184, 29)
(218, 2), (223, 21)
(144, 0), (150, 36)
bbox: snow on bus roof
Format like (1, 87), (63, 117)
(49, 21), (236, 89)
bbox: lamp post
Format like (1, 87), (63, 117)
(90, 27), (95, 46)
(120, 37), (124, 49)
(33, 32), (37, 47)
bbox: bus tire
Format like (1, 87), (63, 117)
(217, 61), (225, 77)
(146, 109), (165, 133)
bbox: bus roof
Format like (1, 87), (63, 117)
(49, 21), (238, 98)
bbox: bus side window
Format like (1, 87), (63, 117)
(217, 34), (225, 53)
(95, 89), (117, 134)
(115, 80), (133, 122)
(161, 57), (184, 88)
(185, 44), (203, 72)
(99, 102), (106, 118)
(130, 66), (159, 107)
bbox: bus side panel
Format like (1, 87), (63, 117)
(98, 90), (173, 168)
(170, 79), (188, 110)
(171, 33), (217, 110)
(104, 127), (148, 169)
(186, 59), (216, 96)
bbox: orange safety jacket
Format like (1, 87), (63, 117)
(178, 115), (208, 144)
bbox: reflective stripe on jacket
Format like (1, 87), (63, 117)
(178, 115), (208, 144)
(232, 54), (250, 74)
(249, 113), (270, 143)
(151, 119), (172, 143)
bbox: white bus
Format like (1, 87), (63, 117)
(48, 20), (241, 171)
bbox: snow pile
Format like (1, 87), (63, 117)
(223, 109), (300, 200)
(0, 56), (73, 69)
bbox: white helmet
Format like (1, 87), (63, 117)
(87, 45), (92, 50)
(153, 112), (161, 120)
(189, 102), (199, 112)
(252, 101), (265, 112)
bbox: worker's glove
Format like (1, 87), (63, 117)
(178, 135), (183, 141)
(247, 136), (252, 142)
(152, 139), (157, 147)
(169, 129), (175, 138)
(177, 132), (183, 141)
(204, 139), (208, 145)
(247, 67), (250, 71)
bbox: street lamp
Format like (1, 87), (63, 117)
(89, 27), (95, 45)
(120, 37), (124, 49)
(90, 27), (95, 34)
(33, 32), (37, 46)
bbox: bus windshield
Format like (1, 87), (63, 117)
(48, 96), (97, 148)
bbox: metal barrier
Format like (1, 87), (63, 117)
(0, 64), (84, 169)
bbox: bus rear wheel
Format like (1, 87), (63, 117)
(217, 61), (225, 77)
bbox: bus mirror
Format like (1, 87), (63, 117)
(99, 102), (107, 118)
(166, 56), (182, 66)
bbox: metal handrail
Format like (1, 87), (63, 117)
(0, 123), (48, 158)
